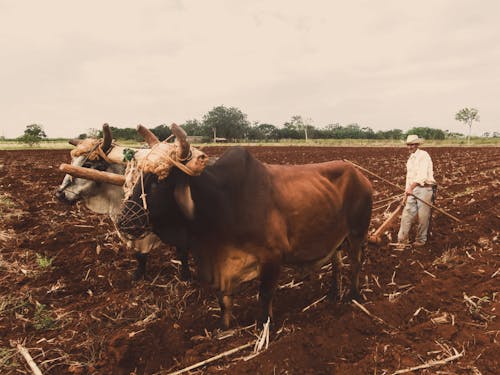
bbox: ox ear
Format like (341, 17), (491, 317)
(173, 175), (195, 220)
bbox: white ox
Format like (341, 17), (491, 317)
(55, 124), (190, 280)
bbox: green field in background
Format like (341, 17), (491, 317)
(0, 137), (499, 150)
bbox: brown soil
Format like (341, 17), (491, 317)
(0, 146), (498, 374)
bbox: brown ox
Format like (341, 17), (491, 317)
(112, 125), (372, 328)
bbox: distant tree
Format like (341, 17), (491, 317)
(320, 123), (341, 139)
(182, 119), (205, 137)
(257, 123), (279, 140)
(151, 124), (171, 141)
(77, 128), (101, 139)
(284, 115), (313, 140)
(109, 127), (141, 141)
(375, 129), (404, 140)
(202, 105), (250, 141)
(247, 122), (279, 140)
(455, 107), (479, 144)
(18, 124), (47, 146)
(362, 126), (375, 139)
(342, 124), (364, 138)
(279, 119), (301, 139)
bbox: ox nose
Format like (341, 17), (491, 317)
(55, 188), (67, 202)
(116, 200), (150, 238)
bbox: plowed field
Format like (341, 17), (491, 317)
(0, 146), (498, 374)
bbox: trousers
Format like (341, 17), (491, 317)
(397, 186), (433, 243)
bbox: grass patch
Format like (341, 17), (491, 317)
(0, 295), (29, 317)
(1, 137), (499, 150)
(0, 193), (15, 211)
(33, 303), (57, 330)
(0, 140), (73, 150)
(36, 253), (54, 269)
(0, 193), (24, 222)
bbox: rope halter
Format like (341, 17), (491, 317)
(138, 142), (207, 180)
(70, 138), (115, 164)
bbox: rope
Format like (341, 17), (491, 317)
(164, 152), (197, 176)
(121, 141), (200, 215)
(70, 138), (115, 164)
(138, 142), (199, 179)
(123, 158), (140, 200)
(140, 170), (148, 210)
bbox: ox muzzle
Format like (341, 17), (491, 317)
(55, 188), (76, 204)
(116, 199), (151, 239)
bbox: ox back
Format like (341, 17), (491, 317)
(120, 146), (373, 327)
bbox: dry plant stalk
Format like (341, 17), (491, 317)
(167, 342), (254, 375)
(17, 343), (43, 375)
(302, 295), (327, 312)
(254, 317), (270, 353)
(391, 348), (464, 374)
(352, 300), (392, 328)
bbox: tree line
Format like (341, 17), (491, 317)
(13, 105), (493, 145)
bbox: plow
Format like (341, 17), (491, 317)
(368, 203), (404, 244)
(343, 160), (461, 245)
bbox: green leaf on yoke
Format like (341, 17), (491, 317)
(123, 148), (137, 162)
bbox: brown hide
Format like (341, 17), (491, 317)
(194, 159), (372, 326)
(120, 147), (373, 327)
(265, 161), (372, 264)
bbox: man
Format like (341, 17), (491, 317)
(397, 134), (436, 247)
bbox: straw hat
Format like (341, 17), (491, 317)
(405, 134), (424, 144)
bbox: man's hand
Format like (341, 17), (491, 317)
(406, 182), (418, 195)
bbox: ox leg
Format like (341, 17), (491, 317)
(175, 247), (191, 281)
(217, 293), (234, 329)
(329, 249), (343, 303)
(258, 262), (280, 328)
(345, 236), (365, 302)
(134, 252), (148, 280)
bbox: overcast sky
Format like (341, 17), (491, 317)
(1, 0), (499, 138)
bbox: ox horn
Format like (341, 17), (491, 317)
(170, 123), (190, 160)
(59, 163), (125, 186)
(102, 123), (112, 152)
(68, 139), (82, 146)
(137, 124), (160, 147)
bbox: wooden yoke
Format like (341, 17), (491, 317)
(59, 163), (125, 186)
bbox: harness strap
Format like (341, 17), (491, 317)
(164, 152), (198, 176)
(96, 144), (115, 163)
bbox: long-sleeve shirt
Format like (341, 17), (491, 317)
(405, 148), (436, 189)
